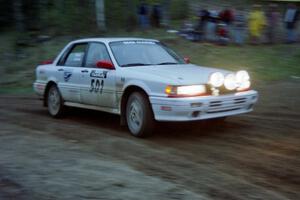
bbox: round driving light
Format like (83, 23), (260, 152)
(224, 74), (237, 90)
(236, 70), (251, 91)
(236, 70), (250, 83)
(209, 72), (224, 87)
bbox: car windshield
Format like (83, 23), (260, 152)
(109, 41), (185, 67)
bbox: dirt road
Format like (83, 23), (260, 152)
(0, 81), (299, 200)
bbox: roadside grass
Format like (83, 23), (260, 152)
(167, 40), (300, 81)
(1, 30), (300, 94)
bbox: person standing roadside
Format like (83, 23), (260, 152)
(206, 8), (219, 42)
(138, 0), (149, 30)
(151, 3), (162, 28)
(266, 4), (280, 44)
(219, 7), (234, 40)
(197, 7), (210, 41)
(284, 4), (299, 43)
(248, 4), (266, 44)
(233, 8), (246, 45)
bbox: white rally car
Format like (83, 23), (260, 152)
(34, 38), (258, 137)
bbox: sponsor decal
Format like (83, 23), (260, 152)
(64, 71), (72, 82)
(90, 70), (108, 79)
(123, 41), (155, 45)
(90, 79), (104, 94)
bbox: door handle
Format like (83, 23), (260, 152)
(81, 69), (89, 73)
(58, 68), (64, 72)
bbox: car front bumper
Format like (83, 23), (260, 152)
(150, 90), (258, 121)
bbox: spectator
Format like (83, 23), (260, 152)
(248, 4), (266, 44)
(151, 4), (162, 28)
(206, 8), (220, 42)
(216, 23), (229, 45)
(219, 7), (234, 25)
(197, 7), (210, 41)
(138, 1), (149, 29)
(178, 20), (195, 41)
(233, 8), (247, 45)
(284, 4), (299, 43)
(266, 4), (280, 44)
(219, 7), (235, 41)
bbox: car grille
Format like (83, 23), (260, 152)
(207, 97), (247, 114)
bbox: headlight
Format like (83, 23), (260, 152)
(165, 85), (207, 97)
(224, 74), (237, 90)
(236, 70), (251, 91)
(209, 72), (224, 87)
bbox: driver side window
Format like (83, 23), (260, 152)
(63, 43), (87, 67)
(85, 43), (111, 68)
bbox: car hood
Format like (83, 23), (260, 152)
(124, 64), (232, 85)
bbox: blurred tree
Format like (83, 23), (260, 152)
(13, 0), (25, 32)
(162, 0), (170, 27)
(169, 0), (189, 20)
(95, 0), (106, 31)
(125, 0), (138, 31)
(0, 0), (13, 30)
(3, 0), (194, 35)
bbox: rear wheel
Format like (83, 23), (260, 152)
(47, 85), (65, 118)
(126, 92), (154, 137)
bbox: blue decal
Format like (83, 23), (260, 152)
(64, 72), (72, 82)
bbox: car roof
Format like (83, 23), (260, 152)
(71, 37), (159, 44)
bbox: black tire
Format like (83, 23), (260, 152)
(126, 92), (155, 137)
(46, 84), (65, 118)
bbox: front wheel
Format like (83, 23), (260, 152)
(126, 92), (154, 137)
(47, 85), (65, 118)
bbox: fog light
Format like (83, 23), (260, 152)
(161, 106), (172, 111)
(192, 111), (200, 118)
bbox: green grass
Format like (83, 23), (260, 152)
(167, 39), (300, 81)
(1, 30), (300, 94)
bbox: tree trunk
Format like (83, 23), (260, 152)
(95, 0), (106, 31)
(125, 0), (136, 31)
(162, 0), (170, 27)
(13, 0), (25, 32)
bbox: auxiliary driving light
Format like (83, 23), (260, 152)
(224, 73), (237, 90)
(209, 72), (225, 87)
(236, 70), (251, 91)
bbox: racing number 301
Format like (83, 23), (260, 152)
(90, 79), (104, 93)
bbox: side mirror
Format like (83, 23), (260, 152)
(184, 57), (190, 64)
(41, 59), (53, 65)
(96, 60), (115, 70)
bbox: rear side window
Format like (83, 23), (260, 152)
(85, 43), (111, 68)
(64, 43), (87, 67)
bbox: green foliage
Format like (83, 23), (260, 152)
(42, 0), (95, 35)
(167, 39), (300, 81)
(169, 0), (189, 20)
(105, 0), (127, 29)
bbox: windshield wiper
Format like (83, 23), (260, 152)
(121, 63), (152, 67)
(156, 62), (179, 65)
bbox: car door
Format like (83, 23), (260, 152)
(80, 42), (116, 108)
(56, 43), (88, 103)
